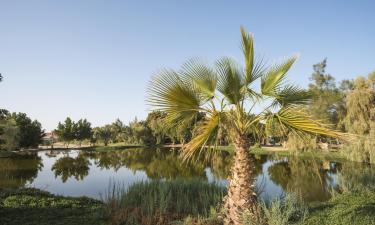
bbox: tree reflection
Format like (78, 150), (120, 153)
(0, 153), (43, 188)
(268, 157), (336, 202)
(51, 153), (91, 182)
(337, 162), (375, 192)
(93, 148), (208, 180)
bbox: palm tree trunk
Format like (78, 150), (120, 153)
(223, 134), (260, 225)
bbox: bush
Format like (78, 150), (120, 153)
(242, 193), (308, 225)
(102, 179), (226, 225)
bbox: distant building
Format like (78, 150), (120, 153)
(42, 131), (59, 142)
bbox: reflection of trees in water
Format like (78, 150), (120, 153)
(337, 162), (375, 192)
(0, 153), (43, 188)
(51, 153), (91, 183)
(92, 148), (208, 180)
(268, 157), (336, 202)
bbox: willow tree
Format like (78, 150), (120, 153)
(147, 27), (347, 224)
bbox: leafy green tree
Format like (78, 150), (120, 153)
(75, 119), (92, 146)
(55, 117), (76, 148)
(111, 119), (125, 143)
(147, 27), (346, 224)
(98, 125), (113, 146)
(345, 75), (375, 135)
(129, 119), (155, 146)
(308, 59), (344, 129)
(146, 111), (168, 144)
(0, 119), (19, 151)
(10, 112), (44, 148)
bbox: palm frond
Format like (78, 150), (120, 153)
(147, 69), (202, 126)
(241, 27), (266, 85)
(261, 56), (298, 96)
(241, 27), (254, 84)
(216, 57), (245, 105)
(182, 111), (224, 162)
(180, 58), (217, 100)
(263, 106), (351, 141)
(272, 85), (312, 107)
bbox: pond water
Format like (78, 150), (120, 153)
(1, 148), (374, 203)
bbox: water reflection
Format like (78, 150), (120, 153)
(0, 148), (374, 202)
(52, 154), (91, 182)
(267, 157), (337, 202)
(0, 153), (43, 188)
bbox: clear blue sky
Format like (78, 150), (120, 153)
(1, 1), (374, 131)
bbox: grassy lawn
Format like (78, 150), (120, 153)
(0, 188), (106, 225)
(304, 192), (375, 225)
(1, 185), (374, 225)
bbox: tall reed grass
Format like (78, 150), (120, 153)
(102, 179), (226, 225)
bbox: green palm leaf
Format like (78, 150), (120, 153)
(180, 58), (217, 100)
(272, 84), (312, 107)
(182, 111), (224, 161)
(264, 106), (351, 140)
(216, 57), (245, 105)
(147, 69), (202, 126)
(261, 56), (298, 96)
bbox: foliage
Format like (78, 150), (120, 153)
(0, 119), (19, 151)
(147, 28), (345, 163)
(75, 119), (92, 145)
(286, 133), (318, 152)
(0, 110), (44, 150)
(55, 117), (76, 147)
(97, 125), (114, 146)
(341, 73), (375, 163)
(307, 59), (345, 130)
(242, 193), (308, 225)
(102, 179), (226, 225)
(55, 117), (92, 147)
(0, 188), (105, 225)
(304, 192), (375, 225)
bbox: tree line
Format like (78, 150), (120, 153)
(1, 62), (375, 163)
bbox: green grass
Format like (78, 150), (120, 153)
(102, 179), (226, 225)
(304, 191), (375, 225)
(0, 188), (105, 225)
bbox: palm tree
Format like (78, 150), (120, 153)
(147, 27), (348, 225)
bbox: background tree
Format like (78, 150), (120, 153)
(75, 119), (92, 146)
(342, 73), (375, 163)
(110, 119), (125, 143)
(55, 117), (76, 148)
(98, 125), (113, 146)
(10, 112), (44, 148)
(308, 59), (344, 129)
(0, 118), (19, 151)
(147, 27), (347, 224)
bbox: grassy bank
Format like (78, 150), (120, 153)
(305, 192), (375, 225)
(1, 181), (374, 225)
(0, 188), (105, 225)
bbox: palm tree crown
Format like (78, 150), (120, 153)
(148, 27), (347, 160)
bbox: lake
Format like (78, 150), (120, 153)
(1, 148), (374, 203)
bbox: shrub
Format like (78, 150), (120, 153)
(102, 179), (226, 225)
(242, 193), (308, 225)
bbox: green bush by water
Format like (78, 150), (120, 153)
(0, 188), (105, 225)
(103, 179), (226, 225)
